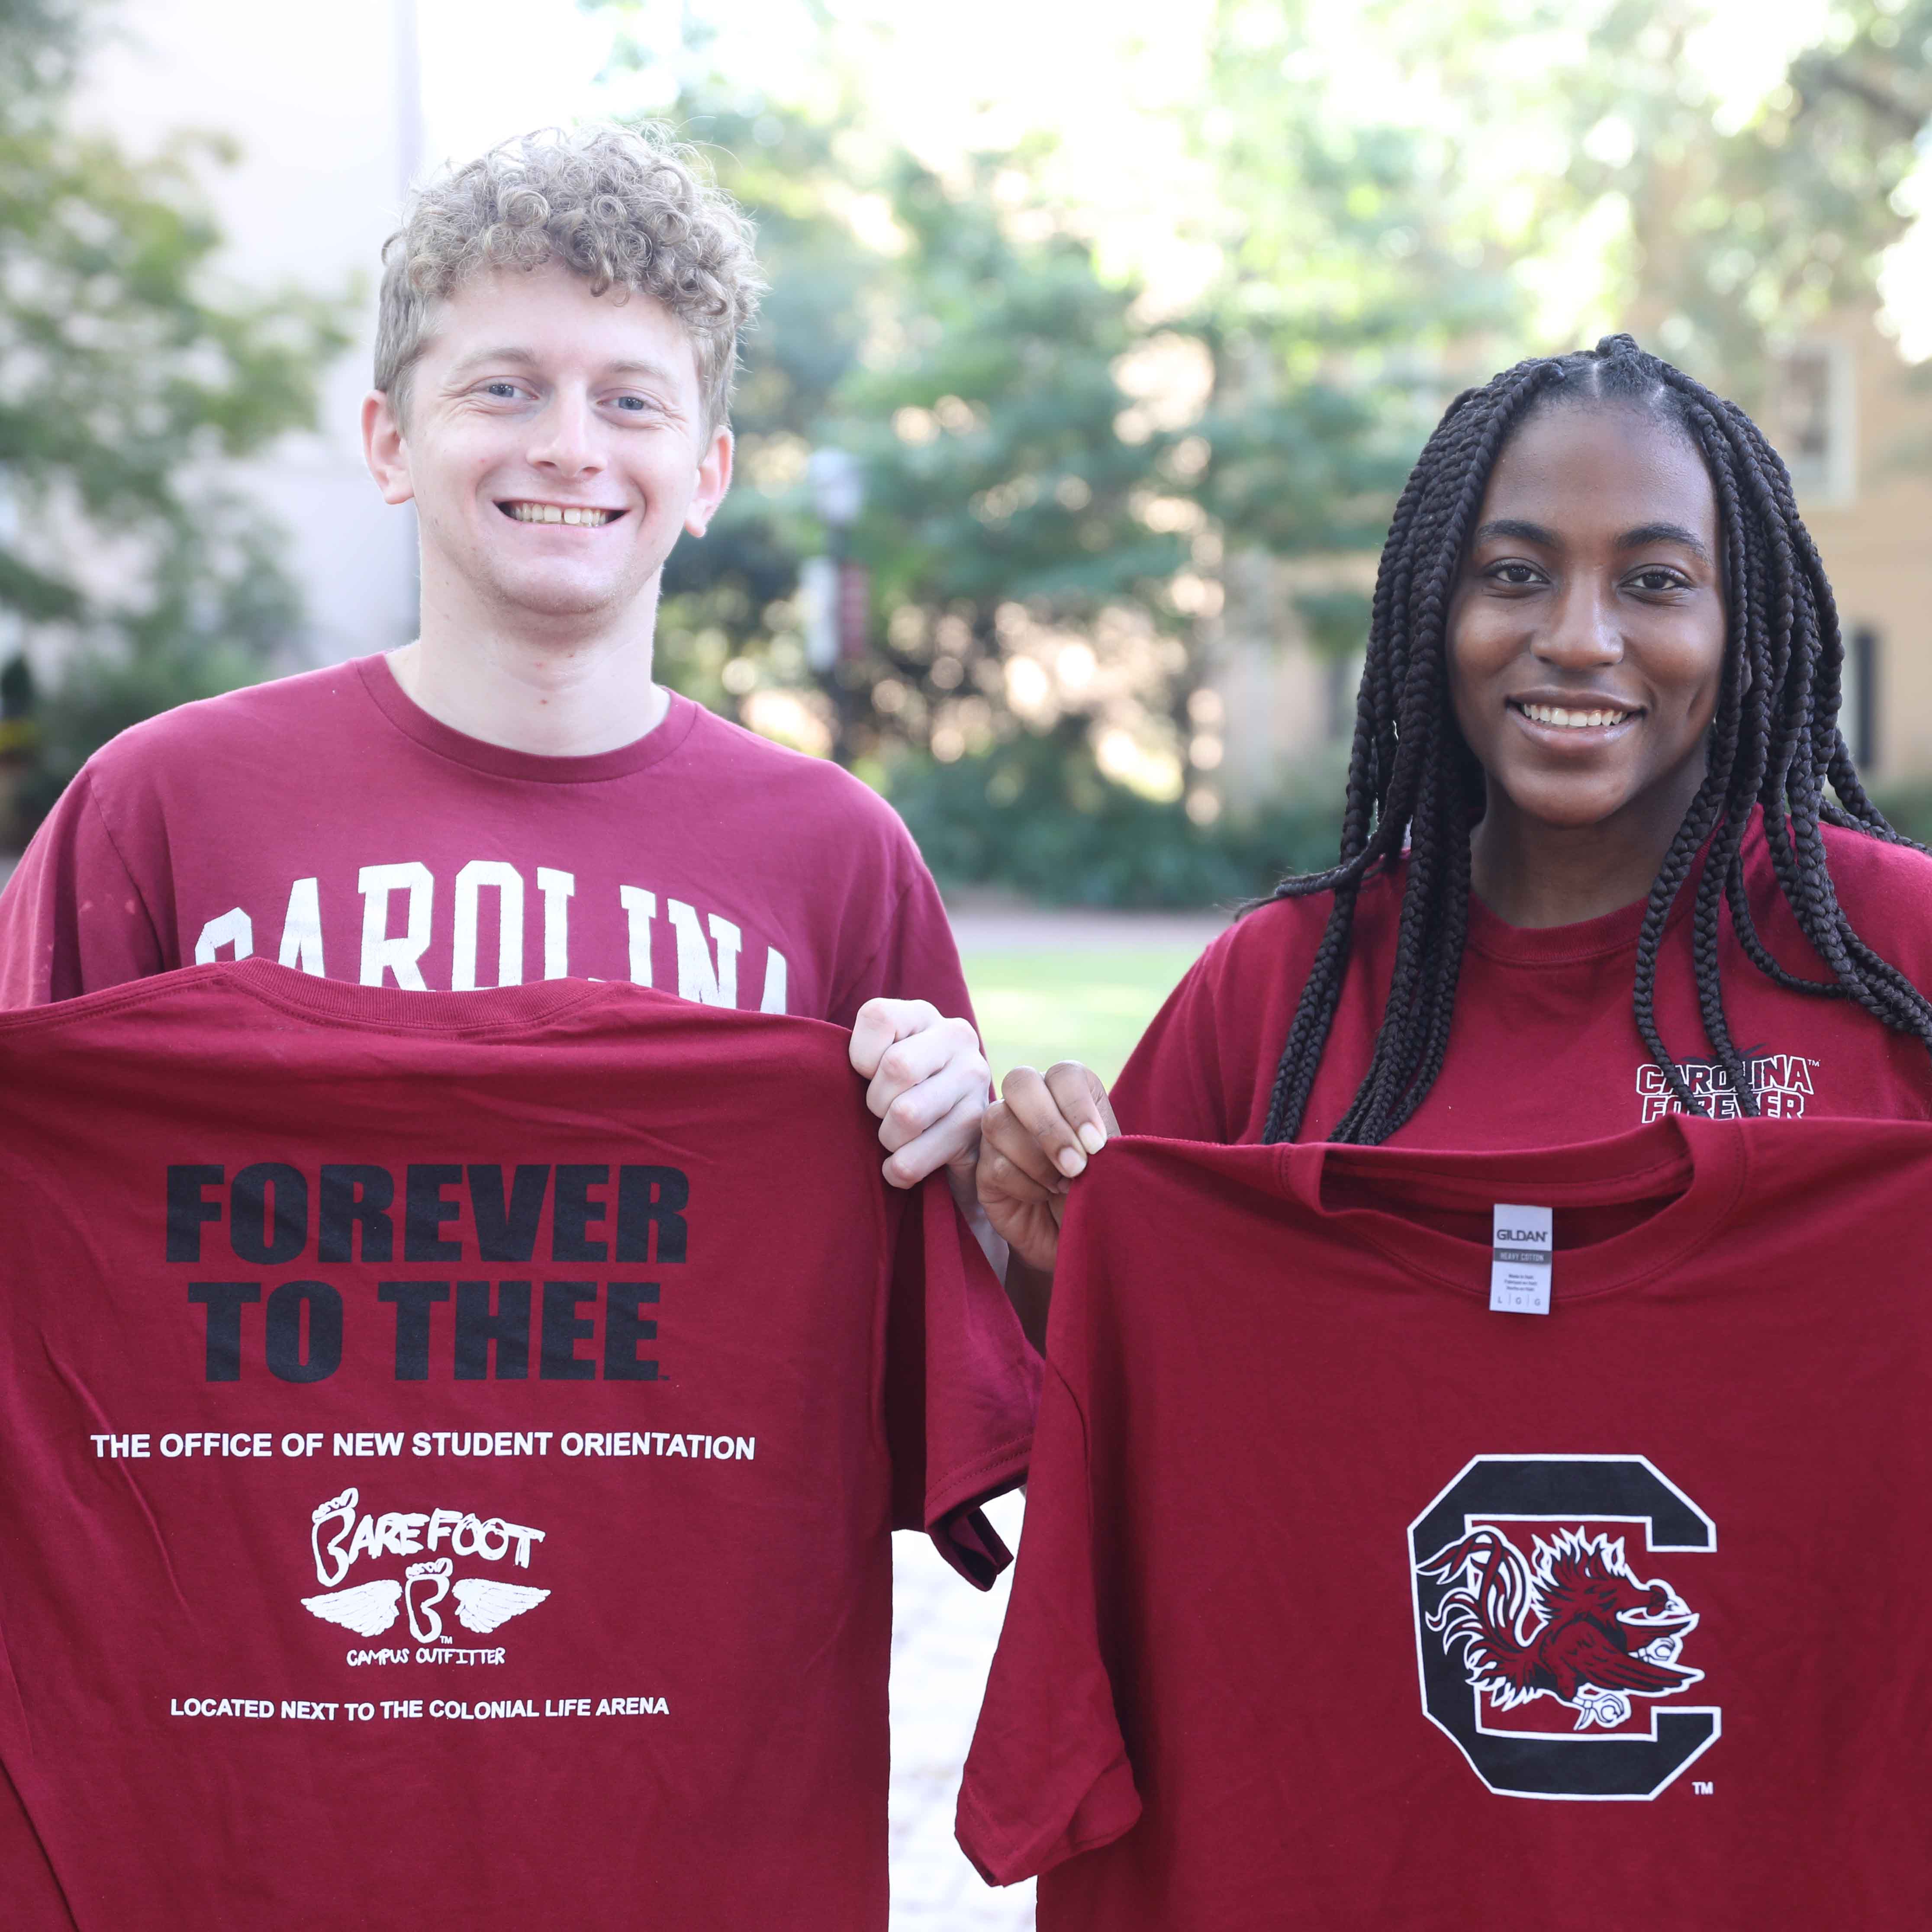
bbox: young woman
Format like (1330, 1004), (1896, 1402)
(979, 334), (1932, 1314)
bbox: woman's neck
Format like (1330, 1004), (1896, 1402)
(1469, 763), (1708, 928)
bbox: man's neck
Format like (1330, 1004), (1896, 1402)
(390, 580), (669, 759)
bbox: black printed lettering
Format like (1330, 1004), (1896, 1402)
(454, 1280), (531, 1379)
(468, 1164), (548, 1262)
(167, 1165), (225, 1262)
(553, 1165), (609, 1262)
(189, 1281), (261, 1381)
(616, 1166), (688, 1264)
(265, 1281), (342, 1383)
(405, 1165), (464, 1262)
(319, 1166), (396, 1263)
(379, 1281), (450, 1380)
(603, 1282), (660, 1381)
(540, 1281), (598, 1379)
(230, 1164), (308, 1267)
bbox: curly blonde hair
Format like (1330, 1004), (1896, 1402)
(375, 123), (764, 438)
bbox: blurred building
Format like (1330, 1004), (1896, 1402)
(1773, 319), (1932, 787)
(74, 0), (422, 664)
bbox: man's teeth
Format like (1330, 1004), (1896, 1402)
(506, 502), (617, 526)
(1518, 702), (1635, 730)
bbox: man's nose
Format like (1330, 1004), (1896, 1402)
(527, 390), (603, 477)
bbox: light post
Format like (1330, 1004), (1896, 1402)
(803, 448), (868, 759)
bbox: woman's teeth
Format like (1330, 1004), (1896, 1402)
(506, 502), (617, 525)
(1517, 702), (1635, 730)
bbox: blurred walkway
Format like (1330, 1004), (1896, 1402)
(890, 1493), (1033, 1928)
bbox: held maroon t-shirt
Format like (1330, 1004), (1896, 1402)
(0, 655), (969, 1025)
(1111, 818), (1932, 1145)
(0, 961), (1039, 1931)
(959, 1121), (1932, 1928)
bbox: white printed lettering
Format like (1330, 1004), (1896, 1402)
(670, 899), (741, 1007)
(536, 868), (574, 979)
(358, 863), (435, 989)
(277, 878), (325, 976)
(760, 946), (789, 1014)
(618, 885), (656, 987)
(451, 860), (525, 990)
(194, 907), (253, 965)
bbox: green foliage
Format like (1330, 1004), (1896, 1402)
(1873, 782), (1932, 850)
(886, 728), (1343, 908)
(0, 0), (348, 824)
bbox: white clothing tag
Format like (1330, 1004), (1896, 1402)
(1490, 1204), (1553, 1315)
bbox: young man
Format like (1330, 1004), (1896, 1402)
(0, 125), (988, 1194)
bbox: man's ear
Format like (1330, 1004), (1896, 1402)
(683, 426), (734, 538)
(363, 390), (415, 506)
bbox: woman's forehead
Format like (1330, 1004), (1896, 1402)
(1477, 401), (1717, 541)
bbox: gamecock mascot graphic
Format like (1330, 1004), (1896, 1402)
(1415, 1526), (1703, 1731)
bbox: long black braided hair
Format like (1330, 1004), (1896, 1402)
(1259, 332), (1932, 1146)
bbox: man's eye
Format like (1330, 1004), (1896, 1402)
(482, 381), (521, 400)
(612, 395), (651, 413)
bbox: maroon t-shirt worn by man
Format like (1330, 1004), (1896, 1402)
(0, 654), (970, 1024)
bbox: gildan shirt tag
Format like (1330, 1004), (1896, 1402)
(1490, 1203), (1553, 1315)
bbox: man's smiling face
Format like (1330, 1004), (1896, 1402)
(370, 261), (730, 628)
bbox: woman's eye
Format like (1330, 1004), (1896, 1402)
(1630, 568), (1684, 593)
(1491, 563), (1540, 586)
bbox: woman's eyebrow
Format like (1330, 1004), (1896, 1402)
(1618, 521), (1712, 561)
(1472, 517), (1559, 547)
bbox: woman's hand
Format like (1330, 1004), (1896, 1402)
(976, 1061), (1120, 1278)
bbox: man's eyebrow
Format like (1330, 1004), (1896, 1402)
(1617, 521), (1712, 562)
(442, 346), (540, 380)
(440, 348), (682, 387)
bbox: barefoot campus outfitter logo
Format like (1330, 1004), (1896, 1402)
(300, 1487), (550, 1655)
(1409, 1456), (1720, 1800)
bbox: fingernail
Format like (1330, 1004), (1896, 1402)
(1077, 1124), (1106, 1155)
(1057, 1147), (1086, 1177)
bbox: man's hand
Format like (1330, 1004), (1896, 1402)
(850, 998), (991, 1193)
(976, 1062), (1118, 1275)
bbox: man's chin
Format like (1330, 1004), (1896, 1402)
(482, 566), (644, 626)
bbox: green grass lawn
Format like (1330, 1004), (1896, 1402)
(958, 946), (1207, 1090)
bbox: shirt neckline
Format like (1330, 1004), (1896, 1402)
(1275, 1113), (1748, 1301)
(355, 652), (701, 783)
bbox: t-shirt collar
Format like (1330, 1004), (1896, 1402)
(1276, 1113), (1749, 1301)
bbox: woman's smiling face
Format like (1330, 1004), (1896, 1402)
(1448, 400), (1729, 843)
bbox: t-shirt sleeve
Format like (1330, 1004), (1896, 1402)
(825, 826), (978, 1036)
(1107, 946), (1233, 1143)
(954, 1355), (1141, 1883)
(0, 768), (164, 1007)
(884, 1174), (1039, 1585)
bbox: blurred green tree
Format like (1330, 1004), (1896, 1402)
(0, 0), (348, 831)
